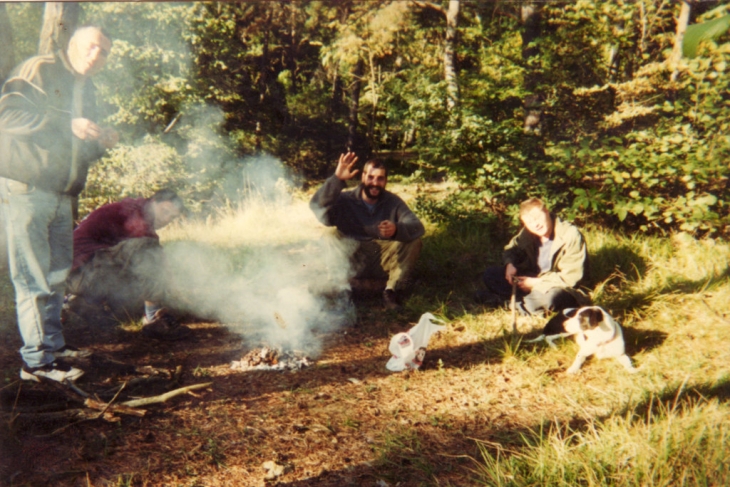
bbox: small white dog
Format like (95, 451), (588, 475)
(560, 306), (637, 374)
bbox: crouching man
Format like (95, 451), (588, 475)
(310, 152), (425, 309)
(478, 197), (590, 315)
(67, 189), (191, 340)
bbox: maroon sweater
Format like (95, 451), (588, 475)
(73, 198), (158, 270)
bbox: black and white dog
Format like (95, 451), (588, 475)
(526, 306), (637, 374)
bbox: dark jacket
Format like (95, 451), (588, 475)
(503, 216), (589, 299)
(0, 50), (105, 195)
(310, 175), (425, 242)
(72, 198), (157, 270)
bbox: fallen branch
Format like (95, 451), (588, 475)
(84, 398), (146, 417)
(83, 382), (145, 418)
(121, 382), (212, 408)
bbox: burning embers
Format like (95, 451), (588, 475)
(231, 346), (312, 372)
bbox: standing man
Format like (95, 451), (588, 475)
(478, 197), (589, 315)
(67, 189), (190, 341)
(0, 26), (118, 382)
(310, 152), (425, 309)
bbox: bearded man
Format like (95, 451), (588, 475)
(0, 26), (118, 382)
(310, 152), (425, 309)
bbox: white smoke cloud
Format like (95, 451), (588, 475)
(160, 155), (357, 355)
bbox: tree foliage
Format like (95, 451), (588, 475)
(6, 1), (728, 234)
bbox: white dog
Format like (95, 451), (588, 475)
(560, 306), (637, 374)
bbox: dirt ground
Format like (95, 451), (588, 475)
(0, 289), (544, 487)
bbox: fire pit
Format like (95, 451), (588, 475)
(230, 347), (312, 371)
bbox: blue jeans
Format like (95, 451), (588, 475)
(0, 179), (72, 368)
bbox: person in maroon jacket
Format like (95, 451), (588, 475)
(67, 189), (190, 340)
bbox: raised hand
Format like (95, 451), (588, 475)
(334, 151), (359, 181)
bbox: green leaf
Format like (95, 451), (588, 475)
(683, 14), (730, 59)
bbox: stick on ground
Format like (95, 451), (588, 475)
(510, 281), (518, 334)
(121, 382), (213, 408)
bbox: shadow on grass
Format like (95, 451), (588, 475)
(622, 377), (730, 420)
(589, 242), (647, 287)
(413, 212), (509, 300)
(623, 326), (668, 356)
(659, 265), (730, 294)
(600, 268), (730, 315)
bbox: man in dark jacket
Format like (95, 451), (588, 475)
(0, 26), (118, 383)
(67, 189), (190, 340)
(310, 152), (425, 309)
(479, 197), (589, 315)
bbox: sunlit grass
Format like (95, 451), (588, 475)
(473, 392), (730, 486)
(161, 195), (325, 248)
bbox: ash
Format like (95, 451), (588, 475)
(231, 347), (313, 372)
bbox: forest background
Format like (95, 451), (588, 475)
(1, 0), (728, 236)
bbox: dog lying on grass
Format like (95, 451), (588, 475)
(526, 306), (637, 374)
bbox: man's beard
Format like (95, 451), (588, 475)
(363, 185), (383, 200)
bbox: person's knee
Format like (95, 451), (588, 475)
(395, 238), (422, 261)
(409, 238), (423, 255)
(482, 265), (504, 287)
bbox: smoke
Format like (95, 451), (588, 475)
(159, 155), (357, 355)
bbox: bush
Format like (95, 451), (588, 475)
(79, 135), (190, 217)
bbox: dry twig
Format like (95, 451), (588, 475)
(121, 382), (212, 408)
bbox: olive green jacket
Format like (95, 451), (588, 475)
(503, 216), (590, 301)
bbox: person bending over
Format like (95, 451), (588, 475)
(478, 197), (589, 315)
(67, 189), (190, 340)
(310, 152), (425, 309)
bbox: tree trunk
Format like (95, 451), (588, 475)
(256, 7), (272, 152)
(444, 0), (460, 111)
(0, 3), (15, 85)
(670, 0), (692, 82)
(38, 2), (80, 55)
(607, 17), (626, 82)
(288, 2), (299, 95)
(347, 58), (364, 152)
(521, 2), (542, 135)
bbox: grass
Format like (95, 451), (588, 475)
(1, 185), (729, 486)
(473, 389), (730, 486)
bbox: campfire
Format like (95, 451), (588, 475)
(231, 346), (312, 371)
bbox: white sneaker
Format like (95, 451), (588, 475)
(52, 345), (92, 359)
(20, 361), (85, 382)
